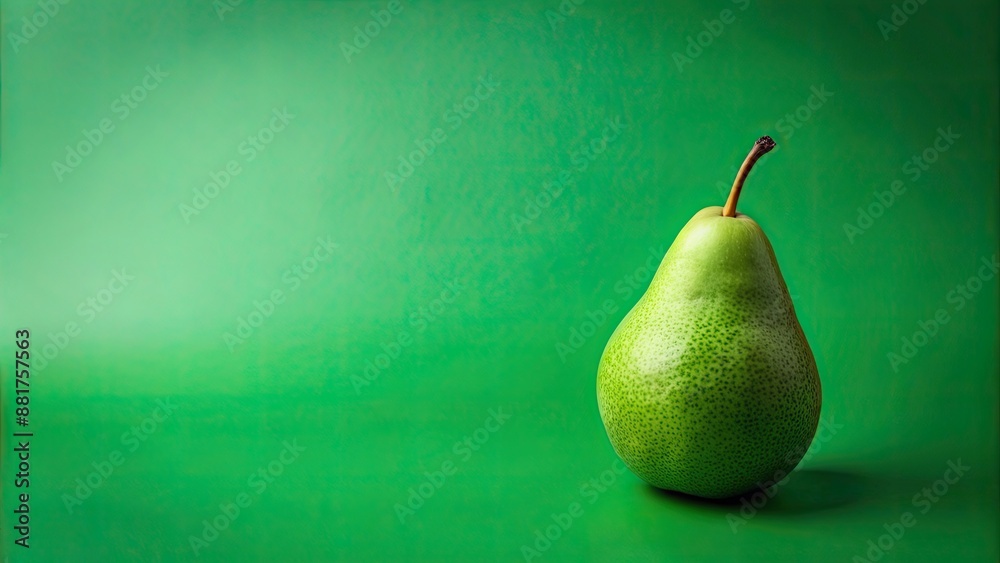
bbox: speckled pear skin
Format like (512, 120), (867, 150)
(597, 205), (821, 499)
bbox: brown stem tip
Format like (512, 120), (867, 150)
(722, 135), (777, 217)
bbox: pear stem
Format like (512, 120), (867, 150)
(722, 136), (776, 217)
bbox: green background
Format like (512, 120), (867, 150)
(1, 0), (998, 561)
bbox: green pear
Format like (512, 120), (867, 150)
(597, 136), (821, 499)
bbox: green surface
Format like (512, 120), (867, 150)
(0, 0), (997, 561)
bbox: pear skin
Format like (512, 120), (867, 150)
(596, 137), (821, 499)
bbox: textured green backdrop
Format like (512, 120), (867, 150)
(1, 0), (998, 561)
